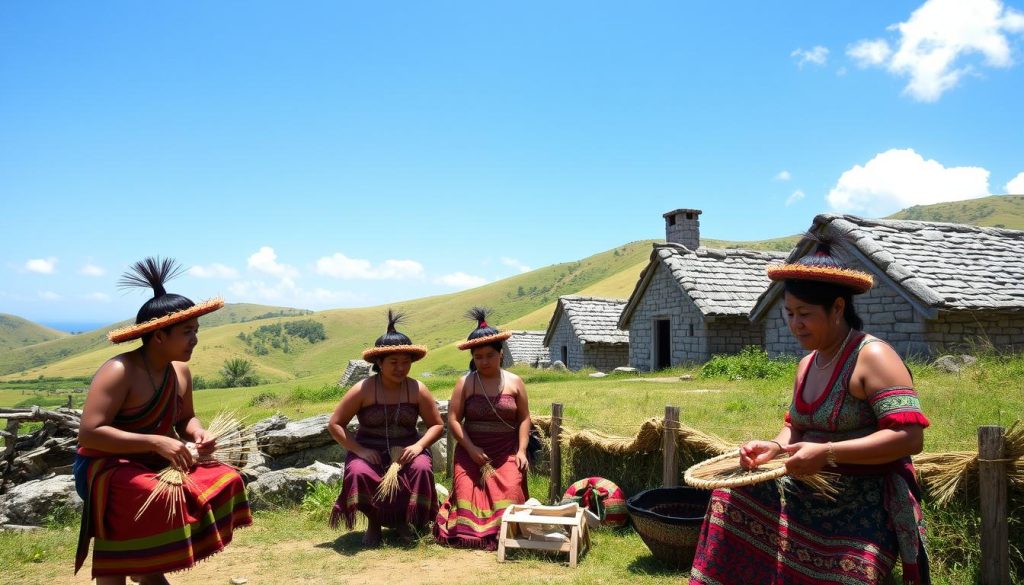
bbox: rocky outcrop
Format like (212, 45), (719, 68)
(246, 461), (344, 510)
(0, 474), (82, 526)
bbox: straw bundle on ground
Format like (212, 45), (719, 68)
(375, 447), (406, 502)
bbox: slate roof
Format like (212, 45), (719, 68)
(619, 244), (788, 327)
(504, 331), (547, 365)
(750, 214), (1024, 320)
(543, 296), (629, 346)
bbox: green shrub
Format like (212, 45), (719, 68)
(699, 346), (796, 380)
(301, 481), (341, 523)
(247, 391), (281, 407)
(220, 358), (260, 387)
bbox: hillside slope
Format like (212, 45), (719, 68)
(886, 194), (1024, 229)
(0, 314), (68, 352)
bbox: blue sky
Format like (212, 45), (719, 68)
(3, 1), (1023, 328)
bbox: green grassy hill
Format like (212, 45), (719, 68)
(2, 242), (658, 382)
(0, 314), (68, 352)
(0, 303), (310, 378)
(887, 194), (1024, 229)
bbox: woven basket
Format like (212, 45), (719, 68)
(625, 486), (710, 570)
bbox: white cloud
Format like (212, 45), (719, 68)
(315, 253), (425, 280)
(785, 189), (806, 206)
(190, 263), (240, 279)
(434, 272), (489, 290)
(826, 148), (990, 215)
(791, 46), (829, 68)
(39, 291), (61, 300)
(849, 0), (1024, 101)
(84, 292), (111, 302)
(247, 246), (298, 278)
(848, 39), (893, 67)
(500, 257), (532, 274)
(1005, 171), (1024, 193)
(26, 257), (57, 274)
(79, 263), (105, 277)
(774, 170), (792, 182)
(228, 278), (361, 307)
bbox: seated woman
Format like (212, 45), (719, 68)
(328, 310), (443, 545)
(74, 258), (252, 585)
(434, 307), (531, 550)
(689, 236), (930, 585)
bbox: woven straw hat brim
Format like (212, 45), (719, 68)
(684, 450), (787, 489)
(107, 297), (225, 344)
(767, 264), (874, 294)
(361, 344), (428, 361)
(457, 331), (512, 351)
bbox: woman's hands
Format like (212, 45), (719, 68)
(151, 435), (194, 470)
(356, 446), (383, 466)
(192, 428), (217, 456)
(739, 440), (783, 470)
(398, 444), (424, 465)
(515, 450), (529, 472)
(783, 442), (830, 476)
(468, 445), (490, 467)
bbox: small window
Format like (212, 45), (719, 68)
(686, 212), (694, 220)
(668, 215), (676, 226)
(689, 323), (694, 336)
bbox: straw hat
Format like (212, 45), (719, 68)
(361, 310), (428, 362)
(107, 257), (225, 344)
(766, 235), (873, 294)
(457, 307), (512, 350)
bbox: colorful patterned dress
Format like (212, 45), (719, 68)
(690, 333), (931, 585)
(330, 379), (437, 530)
(434, 374), (528, 550)
(73, 368), (252, 578)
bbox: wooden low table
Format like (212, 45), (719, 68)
(497, 503), (591, 567)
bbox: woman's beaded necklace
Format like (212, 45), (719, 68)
(814, 328), (854, 371)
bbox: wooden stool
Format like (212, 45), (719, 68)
(497, 503), (591, 567)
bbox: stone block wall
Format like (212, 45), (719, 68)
(547, 315), (585, 370)
(665, 211), (701, 250)
(582, 343), (630, 371)
(707, 316), (764, 355)
(626, 263), (708, 370)
(923, 312), (1024, 353)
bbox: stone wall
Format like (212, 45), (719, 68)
(707, 316), (764, 356)
(665, 210), (701, 250)
(626, 263), (708, 370)
(547, 314), (585, 370)
(761, 254), (1024, 358)
(582, 343), (630, 371)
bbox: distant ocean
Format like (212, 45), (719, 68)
(40, 321), (108, 334)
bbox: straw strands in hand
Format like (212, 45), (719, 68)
(135, 411), (254, 521)
(478, 461), (496, 487)
(375, 447), (407, 502)
(684, 450), (839, 500)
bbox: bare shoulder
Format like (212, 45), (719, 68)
(853, 335), (912, 394)
(858, 336), (903, 366)
(414, 379), (434, 397)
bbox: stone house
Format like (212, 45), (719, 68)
(543, 295), (629, 371)
(750, 214), (1024, 358)
(618, 208), (787, 370)
(501, 331), (548, 368)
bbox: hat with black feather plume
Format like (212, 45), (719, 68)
(766, 232), (874, 294)
(456, 307), (512, 350)
(107, 257), (224, 343)
(361, 308), (428, 361)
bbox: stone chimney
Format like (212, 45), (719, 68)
(663, 208), (702, 250)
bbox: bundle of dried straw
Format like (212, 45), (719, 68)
(914, 420), (1023, 506)
(375, 447), (407, 502)
(134, 411), (257, 521)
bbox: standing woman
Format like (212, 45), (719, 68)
(74, 258), (251, 584)
(434, 308), (531, 550)
(328, 310), (443, 546)
(689, 237), (930, 585)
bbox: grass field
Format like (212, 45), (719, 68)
(2, 352), (1021, 584)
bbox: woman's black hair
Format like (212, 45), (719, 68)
(118, 257), (194, 344)
(465, 307), (503, 372)
(369, 309), (414, 373)
(783, 237), (864, 330)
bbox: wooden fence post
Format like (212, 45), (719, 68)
(549, 403), (563, 504)
(662, 406), (680, 487)
(979, 425), (1009, 585)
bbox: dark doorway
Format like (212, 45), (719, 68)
(655, 319), (671, 370)
(561, 346), (568, 366)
